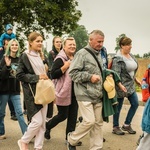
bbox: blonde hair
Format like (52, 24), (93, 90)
(5, 39), (20, 57)
(63, 37), (75, 46)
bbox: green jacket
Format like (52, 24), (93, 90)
(102, 69), (121, 122)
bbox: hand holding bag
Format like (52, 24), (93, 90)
(29, 79), (55, 105)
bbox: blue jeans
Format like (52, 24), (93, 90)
(113, 92), (139, 127)
(0, 94), (27, 135)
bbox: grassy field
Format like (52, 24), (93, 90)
(136, 58), (150, 92)
(136, 58), (150, 80)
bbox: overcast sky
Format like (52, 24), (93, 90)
(76, 0), (150, 56)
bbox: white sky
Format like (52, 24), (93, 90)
(75, 0), (150, 56)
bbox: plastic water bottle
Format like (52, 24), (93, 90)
(141, 78), (149, 89)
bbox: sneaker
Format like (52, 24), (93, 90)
(11, 115), (17, 121)
(44, 129), (51, 140)
(112, 126), (125, 135)
(0, 135), (6, 140)
(67, 142), (76, 150)
(121, 124), (136, 134)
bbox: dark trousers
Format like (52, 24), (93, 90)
(46, 96), (78, 140)
(46, 101), (54, 118)
(8, 98), (16, 116)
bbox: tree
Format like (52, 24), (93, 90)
(68, 25), (88, 51)
(143, 52), (150, 58)
(0, 0), (81, 50)
(114, 33), (126, 52)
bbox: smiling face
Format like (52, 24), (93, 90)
(29, 35), (43, 52)
(10, 41), (19, 54)
(63, 37), (76, 56)
(53, 37), (62, 51)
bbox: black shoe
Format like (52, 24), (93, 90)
(44, 129), (51, 140)
(121, 124), (136, 134)
(112, 126), (125, 135)
(67, 142), (76, 150)
(11, 115), (17, 121)
(78, 116), (83, 123)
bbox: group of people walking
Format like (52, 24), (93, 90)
(0, 23), (149, 150)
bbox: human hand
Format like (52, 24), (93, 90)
(61, 60), (71, 73)
(39, 74), (49, 80)
(0, 47), (3, 51)
(118, 83), (127, 92)
(90, 74), (101, 83)
(5, 56), (11, 66)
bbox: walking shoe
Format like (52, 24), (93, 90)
(11, 115), (17, 121)
(65, 140), (82, 146)
(112, 126), (125, 135)
(0, 135), (6, 140)
(44, 129), (51, 140)
(67, 142), (76, 150)
(121, 124), (136, 134)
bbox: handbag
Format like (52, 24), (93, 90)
(29, 79), (55, 105)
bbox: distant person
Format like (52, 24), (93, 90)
(111, 36), (141, 135)
(0, 24), (16, 51)
(67, 30), (104, 150)
(0, 39), (27, 140)
(45, 37), (80, 145)
(46, 36), (62, 121)
(16, 32), (51, 150)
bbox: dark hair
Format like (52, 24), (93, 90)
(119, 37), (132, 47)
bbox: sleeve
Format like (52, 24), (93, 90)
(16, 54), (39, 84)
(69, 51), (92, 83)
(111, 57), (122, 77)
(0, 57), (11, 80)
(0, 33), (5, 48)
(51, 58), (64, 79)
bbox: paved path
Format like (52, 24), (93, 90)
(1, 94), (144, 150)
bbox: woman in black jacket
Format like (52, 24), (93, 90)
(0, 39), (27, 140)
(17, 32), (51, 150)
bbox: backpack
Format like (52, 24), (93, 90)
(141, 67), (150, 102)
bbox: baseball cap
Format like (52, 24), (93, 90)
(103, 75), (116, 99)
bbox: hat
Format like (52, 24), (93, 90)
(5, 24), (13, 31)
(103, 75), (116, 99)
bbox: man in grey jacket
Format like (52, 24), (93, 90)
(67, 30), (104, 150)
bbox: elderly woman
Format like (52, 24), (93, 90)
(111, 36), (141, 135)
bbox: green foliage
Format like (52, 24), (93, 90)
(143, 52), (150, 58)
(134, 54), (141, 58)
(114, 33), (126, 52)
(68, 25), (88, 51)
(0, 0), (81, 50)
